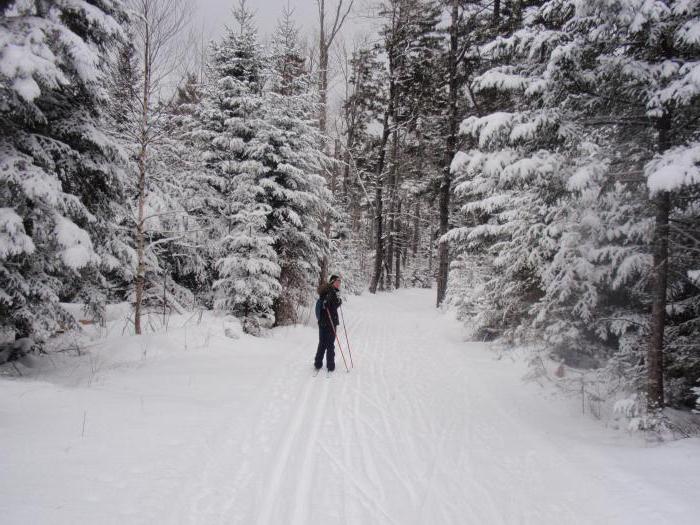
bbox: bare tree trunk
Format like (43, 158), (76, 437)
(318, 39), (333, 284)
(134, 15), (152, 336)
(647, 112), (672, 410)
(343, 126), (354, 198)
(647, 191), (670, 410)
(385, 130), (399, 288)
(436, 0), (460, 307)
(130, 0), (190, 334)
(316, 0), (354, 285)
(413, 201), (420, 258)
(134, 153), (147, 335)
(360, 242), (366, 274)
(369, 89), (395, 293)
(428, 207), (434, 276)
(332, 139), (341, 193)
(412, 132), (424, 262)
(402, 217), (408, 268)
(395, 200), (401, 289)
(319, 32), (329, 138)
(318, 2), (331, 286)
(351, 194), (361, 233)
(369, 119), (389, 293)
(342, 43), (367, 223)
(369, 1), (403, 294)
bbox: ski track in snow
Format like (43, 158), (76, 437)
(2, 289), (700, 524)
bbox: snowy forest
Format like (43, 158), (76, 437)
(2, 0), (700, 428)
(3, 0), (700, 523)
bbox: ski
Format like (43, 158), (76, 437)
(313, 368), (321, 377)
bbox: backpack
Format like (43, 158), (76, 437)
(314, 297), (324, 322)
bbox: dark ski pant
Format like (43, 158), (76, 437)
(315, 324), (336, 371)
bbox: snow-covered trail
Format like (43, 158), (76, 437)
(2, 289), (699, 524)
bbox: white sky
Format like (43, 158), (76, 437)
(190, 0), (375, 124)
(191, 0), (367, 45)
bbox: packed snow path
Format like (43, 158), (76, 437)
(2, 289), (699, 524)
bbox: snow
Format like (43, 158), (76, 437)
(60, 302), (132, 323)
(689, 269), (700, 284)
(0, 207), (35, 258)
(2, 289), (700, 524)
(646, 143), (700, 194)
(54, 214), (98, 270)
(11, 75), (41, 101)
(473, 69), (530, 92)
(461, 112), (515, 148)
(449, 151), (469, 174)
(0, 19), (66, 101)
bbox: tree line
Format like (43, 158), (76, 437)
(337, 0), (700, 420)
(1, 0), (336, 340)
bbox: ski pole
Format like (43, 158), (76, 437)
(339, 306), (354, 368)
(326, 307), (349, 373)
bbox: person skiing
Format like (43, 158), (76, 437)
(314, 274), (342, 372)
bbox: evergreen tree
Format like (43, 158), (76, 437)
(265, 10), (332, 325)
(587, 0), (700, 410)
(447, 0), (565, 341)
(194, 0), (281, 333)
(157, 74), (212, 306)
(446, 0), (700, 418)
(0, 0), (129, 340)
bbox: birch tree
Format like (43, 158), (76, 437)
(124, 0), (191, 334)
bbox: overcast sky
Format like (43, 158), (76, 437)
(191, 0), (367, 45)
(189, 1), (373, 121)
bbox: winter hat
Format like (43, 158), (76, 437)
(329, 274), (340, 284)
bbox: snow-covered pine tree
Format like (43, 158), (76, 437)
(581, 0), (700, 410)
(481, 1), (653, 370)
(447, 0), (653, 378)
(214, 192), (280, 336)
(447, 0), (700, 418)
(156, 74), (212, 307)
(194, 0), (281, 334)
(529, 0), (700, 416)
(447, 0), (572, 342)
(519, 0), (700, 415)
(0, 0), (128, 341)
(264, 9), (332, 325)
(522, 0), (655, 390)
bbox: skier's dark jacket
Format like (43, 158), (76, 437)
(317, 282), (342, 327)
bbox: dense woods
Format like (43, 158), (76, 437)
(2, 0), (699, 422)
